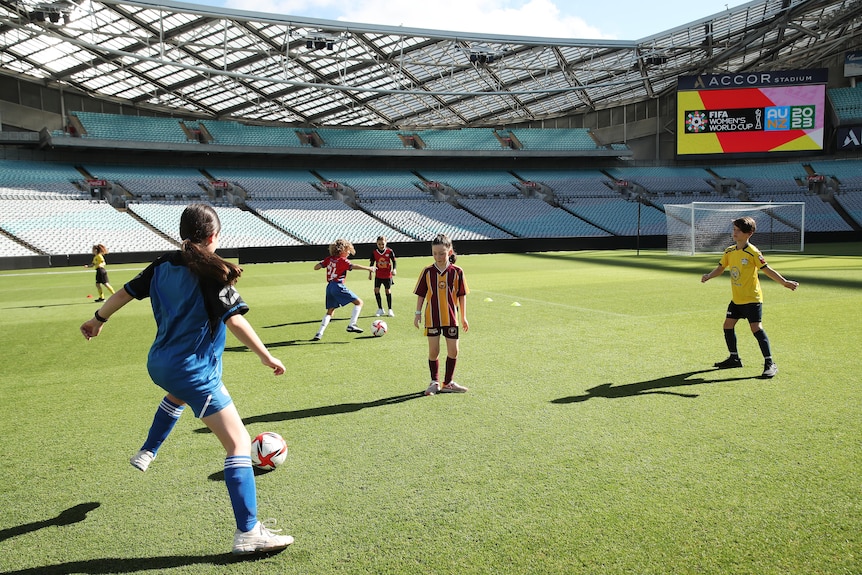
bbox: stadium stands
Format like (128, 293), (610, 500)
(828, 86), (862, 124)
(0, 157), (859, 259)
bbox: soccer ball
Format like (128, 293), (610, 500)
(251, 431), (288, 470)
(371, 319), (388, 337)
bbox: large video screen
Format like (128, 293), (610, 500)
(677, 69), (827, 156)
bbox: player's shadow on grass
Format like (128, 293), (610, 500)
(225, 339), (349, 351)
(0, 502), (100, 543)
(1, 549), (286, 574)
(199, 392), (423, 434)
(552, 369), (755, 403)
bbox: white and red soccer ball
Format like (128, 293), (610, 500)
(371, 319), (388, 337)
(251, 431), (288, 470)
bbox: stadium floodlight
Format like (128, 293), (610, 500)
(665, 202), (805, 255)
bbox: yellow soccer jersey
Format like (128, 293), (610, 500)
(719, 243), (767, 304)
(92, 253), (106, 268)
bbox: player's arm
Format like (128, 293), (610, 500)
(761, 265), (799, 291)
(350, 263), (375, 274)
(391, 253), (397, 275)
(80, 288), (135, 339)
(701, 264), (725, 283)
(313, 262), (323, 270)
(413, 295), (425, 328)
(225, 314), (285, 375)
(458, 294), (468, 332)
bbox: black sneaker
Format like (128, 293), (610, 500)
(714, 356), (743, 369)
(762, 360), (778, 378)
(346, 324), (363, 333)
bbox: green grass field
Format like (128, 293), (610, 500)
(0, 244), (860, 575)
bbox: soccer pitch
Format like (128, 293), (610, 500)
(0, 245), (859, 575)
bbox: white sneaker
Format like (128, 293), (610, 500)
(441, 381), (468, 393)
(375, 308), (385, 316)
(388, 309), (395, 317)
(424, 381), (440, 396)
(232, 520), (294, 555)
(130, 450), (155, 472)
(346, 324), (363, 333)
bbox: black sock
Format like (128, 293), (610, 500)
(753, 329), (772, 358)
(723, 328), (738, 355)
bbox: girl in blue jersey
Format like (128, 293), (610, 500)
(79, 204), (293, 555)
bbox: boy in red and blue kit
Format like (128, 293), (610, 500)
(313, 239), (374, 341)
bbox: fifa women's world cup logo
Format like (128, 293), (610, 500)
(685, 111), (708, 133)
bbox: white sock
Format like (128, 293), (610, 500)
(350, 305), (362, 325)
(318, 315), (331, 333)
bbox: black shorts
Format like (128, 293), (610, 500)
(374, 278), (392, 289)
(726, 301), (763, 323)
(426, 326), (459, 339)
(95, 267), (109, 284)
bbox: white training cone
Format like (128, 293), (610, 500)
(483, 297), (493, 302)
(510, 302), (521, 307)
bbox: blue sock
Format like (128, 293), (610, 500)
(753, 329), (772, 358)
(224, 455), (257, 532)
(141, 397), (184, 455)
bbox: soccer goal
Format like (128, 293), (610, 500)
(665, 202), (805, 255)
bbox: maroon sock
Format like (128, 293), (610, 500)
(443, 357), (457, 384)
(428, 359), (439, 382)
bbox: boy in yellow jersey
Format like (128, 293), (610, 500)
(701, 216), (799, 378)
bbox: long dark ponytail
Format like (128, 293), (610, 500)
(179, 204), (242, 286)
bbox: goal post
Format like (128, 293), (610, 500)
(665, 202), (805, 255)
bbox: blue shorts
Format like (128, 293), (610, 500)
(159, 381), (233, 419)
(326, 281), (359, 309)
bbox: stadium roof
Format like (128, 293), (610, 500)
(0, 0), (860, 129)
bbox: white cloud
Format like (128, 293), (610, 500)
(337, 0), (609, 39)
(224, 0), (610, 39)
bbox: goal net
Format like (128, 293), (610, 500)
(665, 202), (805, 255)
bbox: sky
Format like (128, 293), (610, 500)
(182, 0), (754, 40)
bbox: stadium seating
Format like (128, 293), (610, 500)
(828, 86), (862, 124)
(0, 198), (177, 255)
(248, 199), (412, 245)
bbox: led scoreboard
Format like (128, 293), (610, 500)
(677, 69), (827, 156)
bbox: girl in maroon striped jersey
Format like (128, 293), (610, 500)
(413, 234), (469, 396)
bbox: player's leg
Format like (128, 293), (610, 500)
(385, 282), (393, 315)
(130, 393), (186, 471)
(441, 333), (467, 393)
(715, 304), (743, 368)
(314, 309), (334, 341)
(346, 296), (364, 332)
(748, 304), (777, 377)
(203, 401), (293, 554)
(374, 282), (384, 315)
(424, 333), (442, 395)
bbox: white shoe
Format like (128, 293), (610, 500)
(424, 381), (440, 396)
(441, 381), (468, 393)
(388, 309), (395, 317)
(232, 520), (294, 555)
(375, 308), (385, 316)
(130, 450), (155, 472)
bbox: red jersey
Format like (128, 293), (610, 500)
(370, 247), (396, 279)
(414, 263), (468, 327)
(320, 255), (353, 283)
